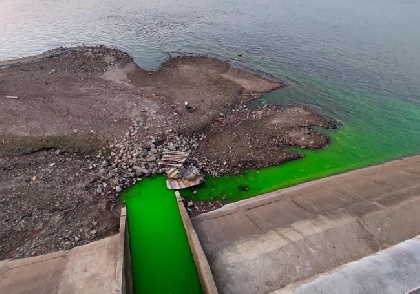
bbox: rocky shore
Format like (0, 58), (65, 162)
(0, 46), (335, 259)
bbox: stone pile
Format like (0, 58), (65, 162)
(95, 119), (202, 196)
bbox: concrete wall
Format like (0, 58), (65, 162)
(116, 207), (134, 294)
(175, 191), (219, 294)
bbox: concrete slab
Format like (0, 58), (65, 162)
(58, 235), (119, 294)
(0, 254), (68, 294)
(193, 156), (420, 294)
(193, 211), (262, 255)
(292, 187), (356, 213)
(273, 236), (420, 294)
(0, 235), (119, 294)
(244, 200), (313, 232)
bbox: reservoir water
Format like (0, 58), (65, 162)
(2, 0), (419, 292)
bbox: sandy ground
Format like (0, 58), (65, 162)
(0, 46), (334, 259)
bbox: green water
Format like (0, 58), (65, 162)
(182, 86), (420, 202)
(121, 177), (203, 294)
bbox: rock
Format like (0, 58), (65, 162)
(115, 186), (122, 193)
(186, 105), (196, 113)
(140, 150), (148, 156)
(168, 145), (176, 151)
(146, 156), (156, 162)
(238, 185), (249, 191)
(166, 165), (204, 190)
(187, 201), (194, 208)
(96, 184), (104, 194)
(5, 95), (19, 99)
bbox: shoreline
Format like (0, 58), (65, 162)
(0, 46), (335, 260)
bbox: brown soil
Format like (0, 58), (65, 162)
(191, 105), (335, 176)
(0, 151), (118, 259)
(0, 46), (334, 260)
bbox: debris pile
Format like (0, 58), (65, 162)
(166, 165), (204, 190)
(96, 119), (204, 196)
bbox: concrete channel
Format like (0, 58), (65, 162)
(0, 200), (217, 294)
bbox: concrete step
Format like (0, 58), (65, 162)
(192, 156), (420, 294)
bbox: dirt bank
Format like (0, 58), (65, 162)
(0, 46), (334, 259)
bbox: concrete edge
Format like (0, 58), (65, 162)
(116, 206), (134, 294)
(193, 155), (420, 222)
(175, 191), (219, 294)
(270, 235), (420, 294)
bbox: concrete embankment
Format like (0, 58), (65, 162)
(0, 208), (132, 294)
(0, 235), (119, 294)
(192, 156), (420, 294)
(273, 235), (420, 294)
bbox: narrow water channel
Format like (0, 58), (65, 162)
(121, 176), (203, 294)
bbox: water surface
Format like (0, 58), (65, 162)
(121, 177), (202, 294)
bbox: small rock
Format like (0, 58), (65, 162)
(96, 184), (103, 194)
(238, 185), (249, 191)
(5, 95), (19, 99)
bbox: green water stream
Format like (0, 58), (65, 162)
(121, 177), (203, 294)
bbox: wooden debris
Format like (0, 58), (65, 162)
(5, 95), (19, 99)
(159, 151), (189, 167)
(166, 166), (204, 190)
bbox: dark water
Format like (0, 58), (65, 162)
(1, 0), (420, 103)
(2, 0), (420, 293)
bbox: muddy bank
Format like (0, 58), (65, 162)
(0, 46), (334, 259)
